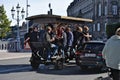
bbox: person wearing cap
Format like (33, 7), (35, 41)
(102, 27), (120, 80)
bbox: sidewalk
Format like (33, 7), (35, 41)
(0, 52), (31, 60)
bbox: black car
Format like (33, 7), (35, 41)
(75, 41), (106, 70)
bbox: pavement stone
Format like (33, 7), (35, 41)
(0, 51), (31, 60)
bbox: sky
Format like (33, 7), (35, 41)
(0, 0), (73, 25)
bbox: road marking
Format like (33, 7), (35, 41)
(0, 66), (31, 73)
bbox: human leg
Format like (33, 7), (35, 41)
(110, 68), (120, 80)
(51, 44), (58, 56)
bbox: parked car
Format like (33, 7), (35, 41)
(75, 41), (106, 71)
(7, 38), (15, 41)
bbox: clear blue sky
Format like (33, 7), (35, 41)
(0, 0), (73, 25)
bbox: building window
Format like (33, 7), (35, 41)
(97, 23), (100, 31)
(104, 5), (107, 15)
(98, 3), (102, 16)
(93, 24), (95, 31)
(112, 5), (118, 15)
(105, 23), (107, 32)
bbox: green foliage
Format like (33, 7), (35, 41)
(106, 23), (120, 38)
(0, 5), (11, 39)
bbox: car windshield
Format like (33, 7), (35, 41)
(83, 43), (104, 51)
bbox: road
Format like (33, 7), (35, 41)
(0, 57), (108, 80)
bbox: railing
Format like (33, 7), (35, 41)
(0, 41), (21, 52)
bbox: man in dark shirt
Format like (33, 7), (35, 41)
(24, 28), (33, 41)
(30, 26), (40, 41)
(24, 27), (33, 49)
(29, 26), (40, 53)
(24, 26), (40, 54)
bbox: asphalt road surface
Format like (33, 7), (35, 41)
(0, 58), (108, 80)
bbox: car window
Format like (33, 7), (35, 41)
(83, 43), (104, 51)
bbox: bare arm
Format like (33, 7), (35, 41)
(24, 37), (30, 43)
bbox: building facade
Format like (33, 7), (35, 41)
(67, 0), (120, 40)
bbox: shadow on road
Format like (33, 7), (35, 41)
(0, 62), (106, 75)
(0, 64), (31, 74)
(36, 62), (105, 75)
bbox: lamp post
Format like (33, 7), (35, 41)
(11, 3), (25, 51)
(26, 0), (30, 32)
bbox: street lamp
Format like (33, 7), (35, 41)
(11, 3), (25, 51)
(26, 0), (30, 32)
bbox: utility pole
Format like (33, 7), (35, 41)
(26, 0), (30, 32)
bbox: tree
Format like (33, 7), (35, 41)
(106, 22), (120, 38)
(0, 5), (11, 39)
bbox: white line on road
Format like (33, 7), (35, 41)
(0, 66), (31, 73)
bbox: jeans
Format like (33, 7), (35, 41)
(46, 44), (58, 60)
(110, 68), (120, 80)
(51, 44), (58, 56)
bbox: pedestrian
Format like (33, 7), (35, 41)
(39, 25), (46, 42)
(73, 26), (80, 49)
(61, 27), (67, 48)
(65, 27), (74, 61)
(45, 26), (58, 60)
(24, 25), (40, 54)
(24, 27), (33, 41)
(55, 24), (64, 47)
(73, 26), (84, 49)
(83, 26), (92, 42)
(55, 25), (67, 57)
(66, 27), (74, 48)
(102, 27), (120, 80)
(76, 26), (84, 48)
(24, 27), (33, 50)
